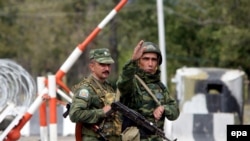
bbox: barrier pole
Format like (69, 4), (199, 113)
(55, 0), (128, 91)
(48, 75), (57, 141)
(5, 88), (48, 141)
(3, 1), (128, 140)
(38, 77), (49, 141)
(0, 103), (15, 141)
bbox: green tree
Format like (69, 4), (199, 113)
(0, 1), (19, 58)
(164, 0), (250, 78)
(1, 0), (250, 91)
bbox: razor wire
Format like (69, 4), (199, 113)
(0, 59), (36, 113)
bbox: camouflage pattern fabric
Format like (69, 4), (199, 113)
(69, 75), (121, 141)
(140, 135), (163, 141)
(89, 48), (114, 64)
(82, 135), (121, 141)
(117, 60), (180, 140)
(121, 126), (140, 141)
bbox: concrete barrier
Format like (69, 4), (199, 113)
(165, 113), (239, 141)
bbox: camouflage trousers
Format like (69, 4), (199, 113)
(140, 135), (164, 141)
(82, 134), (121, 141)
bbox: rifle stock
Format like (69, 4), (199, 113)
(107, 102), (177, 141)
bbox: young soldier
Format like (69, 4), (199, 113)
(117, 40), (180, 141)
(69, 48), (121, 141)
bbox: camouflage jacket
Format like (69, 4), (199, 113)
(117, 60), (180, 130)
(69, 75), (121, 137)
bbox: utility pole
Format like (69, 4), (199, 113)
(157, 0), (167, 85)
(157, 0), (174, 139)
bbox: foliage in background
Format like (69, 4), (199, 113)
(0, 0), (249, 90)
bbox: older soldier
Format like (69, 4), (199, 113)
(117, 40), (180, 141)
(69, 48), (121, 141)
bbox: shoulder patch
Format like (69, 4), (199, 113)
(78, 89), (89, 98)
(156, 93), (164, 100)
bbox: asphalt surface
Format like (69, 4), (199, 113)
(19, 135), (75, 141)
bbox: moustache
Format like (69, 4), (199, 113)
(103, 71), (110, 74)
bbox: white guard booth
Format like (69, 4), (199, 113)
(165, 67), (247, 141)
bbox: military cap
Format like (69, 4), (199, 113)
(89, 48), (114, 64)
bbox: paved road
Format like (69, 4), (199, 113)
(19, 135), (75, 141)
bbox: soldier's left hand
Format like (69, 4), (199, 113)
(153, 106), (164, 121)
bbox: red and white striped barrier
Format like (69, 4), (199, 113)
(3, 88), (48, 141)
(37, 76), (49, 141)
(48, 75), (57, 141)
(2, 1), (128, 141)
(55, 0), (128, 94)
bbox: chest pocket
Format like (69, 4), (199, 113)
(91, 94), (103, 108)
(88, 88), (104, 108)
(104, 92), (116, 105)
(90, 85), (116, 107)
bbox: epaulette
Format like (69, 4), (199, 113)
(72, 77), (89, 92)
(157, 82), (169, 93)
(157, 82), (166, 90)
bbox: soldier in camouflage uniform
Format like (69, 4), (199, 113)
(69, 48), (121, 141)
(117, 40), (180, 141)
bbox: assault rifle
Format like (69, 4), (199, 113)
(107, 102), (177, 141)
(62, 103), (71, 118)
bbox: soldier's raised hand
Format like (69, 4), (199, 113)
(131, 40), (145, 61)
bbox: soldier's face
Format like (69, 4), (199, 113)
(89, 61), (111, 81)
(138, 53), (158, 74)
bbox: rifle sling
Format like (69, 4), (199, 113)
(134, 74), (161, 106)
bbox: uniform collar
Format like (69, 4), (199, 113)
(136, 69), (161, 83)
